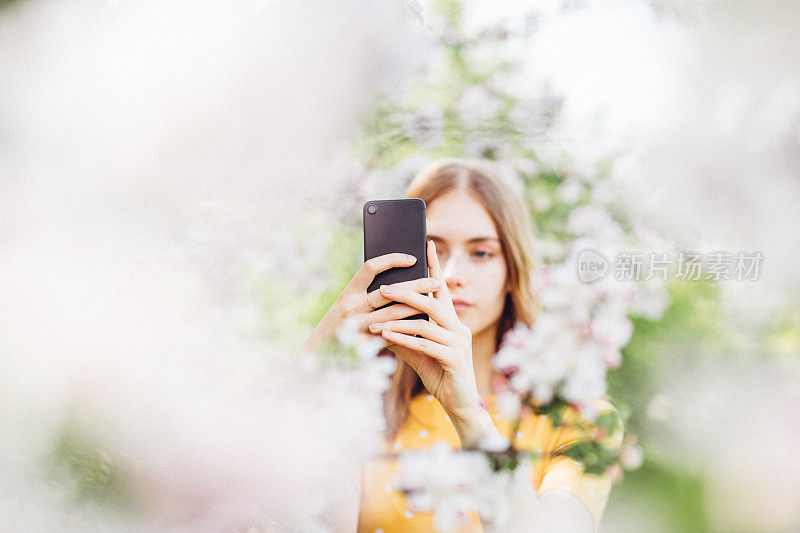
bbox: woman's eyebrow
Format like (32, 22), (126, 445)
(427, 234), (500, 244)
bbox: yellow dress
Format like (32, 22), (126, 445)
(356, 393), (624, 532)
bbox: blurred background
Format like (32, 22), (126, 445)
(1, 0), (799, 531)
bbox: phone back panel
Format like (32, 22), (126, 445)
(363, 199), (428, 320)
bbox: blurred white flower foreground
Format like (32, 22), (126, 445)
(0, 0), (425, 530)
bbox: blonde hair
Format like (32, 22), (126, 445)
(382, 158), (540, 443)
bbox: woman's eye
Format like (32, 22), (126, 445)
(473, 250), (493, 259)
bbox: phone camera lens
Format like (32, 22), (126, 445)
(367, 205), (377, 215)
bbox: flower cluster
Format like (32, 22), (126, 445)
(493, 200), (669, 411)
(392, 442), (538, 532)
(494, 262), (638, 415)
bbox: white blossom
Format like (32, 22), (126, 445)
(455, 85), (503, 129)
(393, 442), (537, 532)
(591, 312), (633, 348)
(557, 178), (584, 204)
(496, 390), (522, 420)
(335, 315), (361, 348)
(400, 103), (445, 150)
(477, 432), (511, 453)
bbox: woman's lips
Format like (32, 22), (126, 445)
(452, 300), (472, 312)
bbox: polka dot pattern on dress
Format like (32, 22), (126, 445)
(403, 509), (414, 519)
(418, 430), (428, 438)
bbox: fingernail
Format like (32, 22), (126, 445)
(430, 278), (441, 288)
(369, 323), (383, 332)
(404, 254), (417, 263)
(380, 285), (393, 295)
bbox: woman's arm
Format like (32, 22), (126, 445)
(494, 487), (594, 533)
(524, 400), (624, 531)
(446, 399), (506, 450)
(293, 303), (343, 360)
(535, 490), (595, 532)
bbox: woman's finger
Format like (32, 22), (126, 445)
(428, 239), (454, 306)
(379, 284), (460, 331)
(355, 303), (419, 330)
(369, 319), (454, 345)
(364, 276), (442, 312)
(351, 252), (417, 292)
(380, 329), (453, 366)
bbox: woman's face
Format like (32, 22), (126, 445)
(426, 188), (510, 339)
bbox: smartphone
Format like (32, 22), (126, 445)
(363, 198), (429, 321)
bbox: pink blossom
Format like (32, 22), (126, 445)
(620, 444), (644, 470)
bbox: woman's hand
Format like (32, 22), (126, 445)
(295, 252), (443, 357)
(368, 240), (502, 449)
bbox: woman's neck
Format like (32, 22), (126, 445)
(472, 320), (500, 398)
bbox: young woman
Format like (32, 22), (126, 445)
(298, 159), (622, 532)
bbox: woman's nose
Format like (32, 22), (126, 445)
(441, 251), (465, 288)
